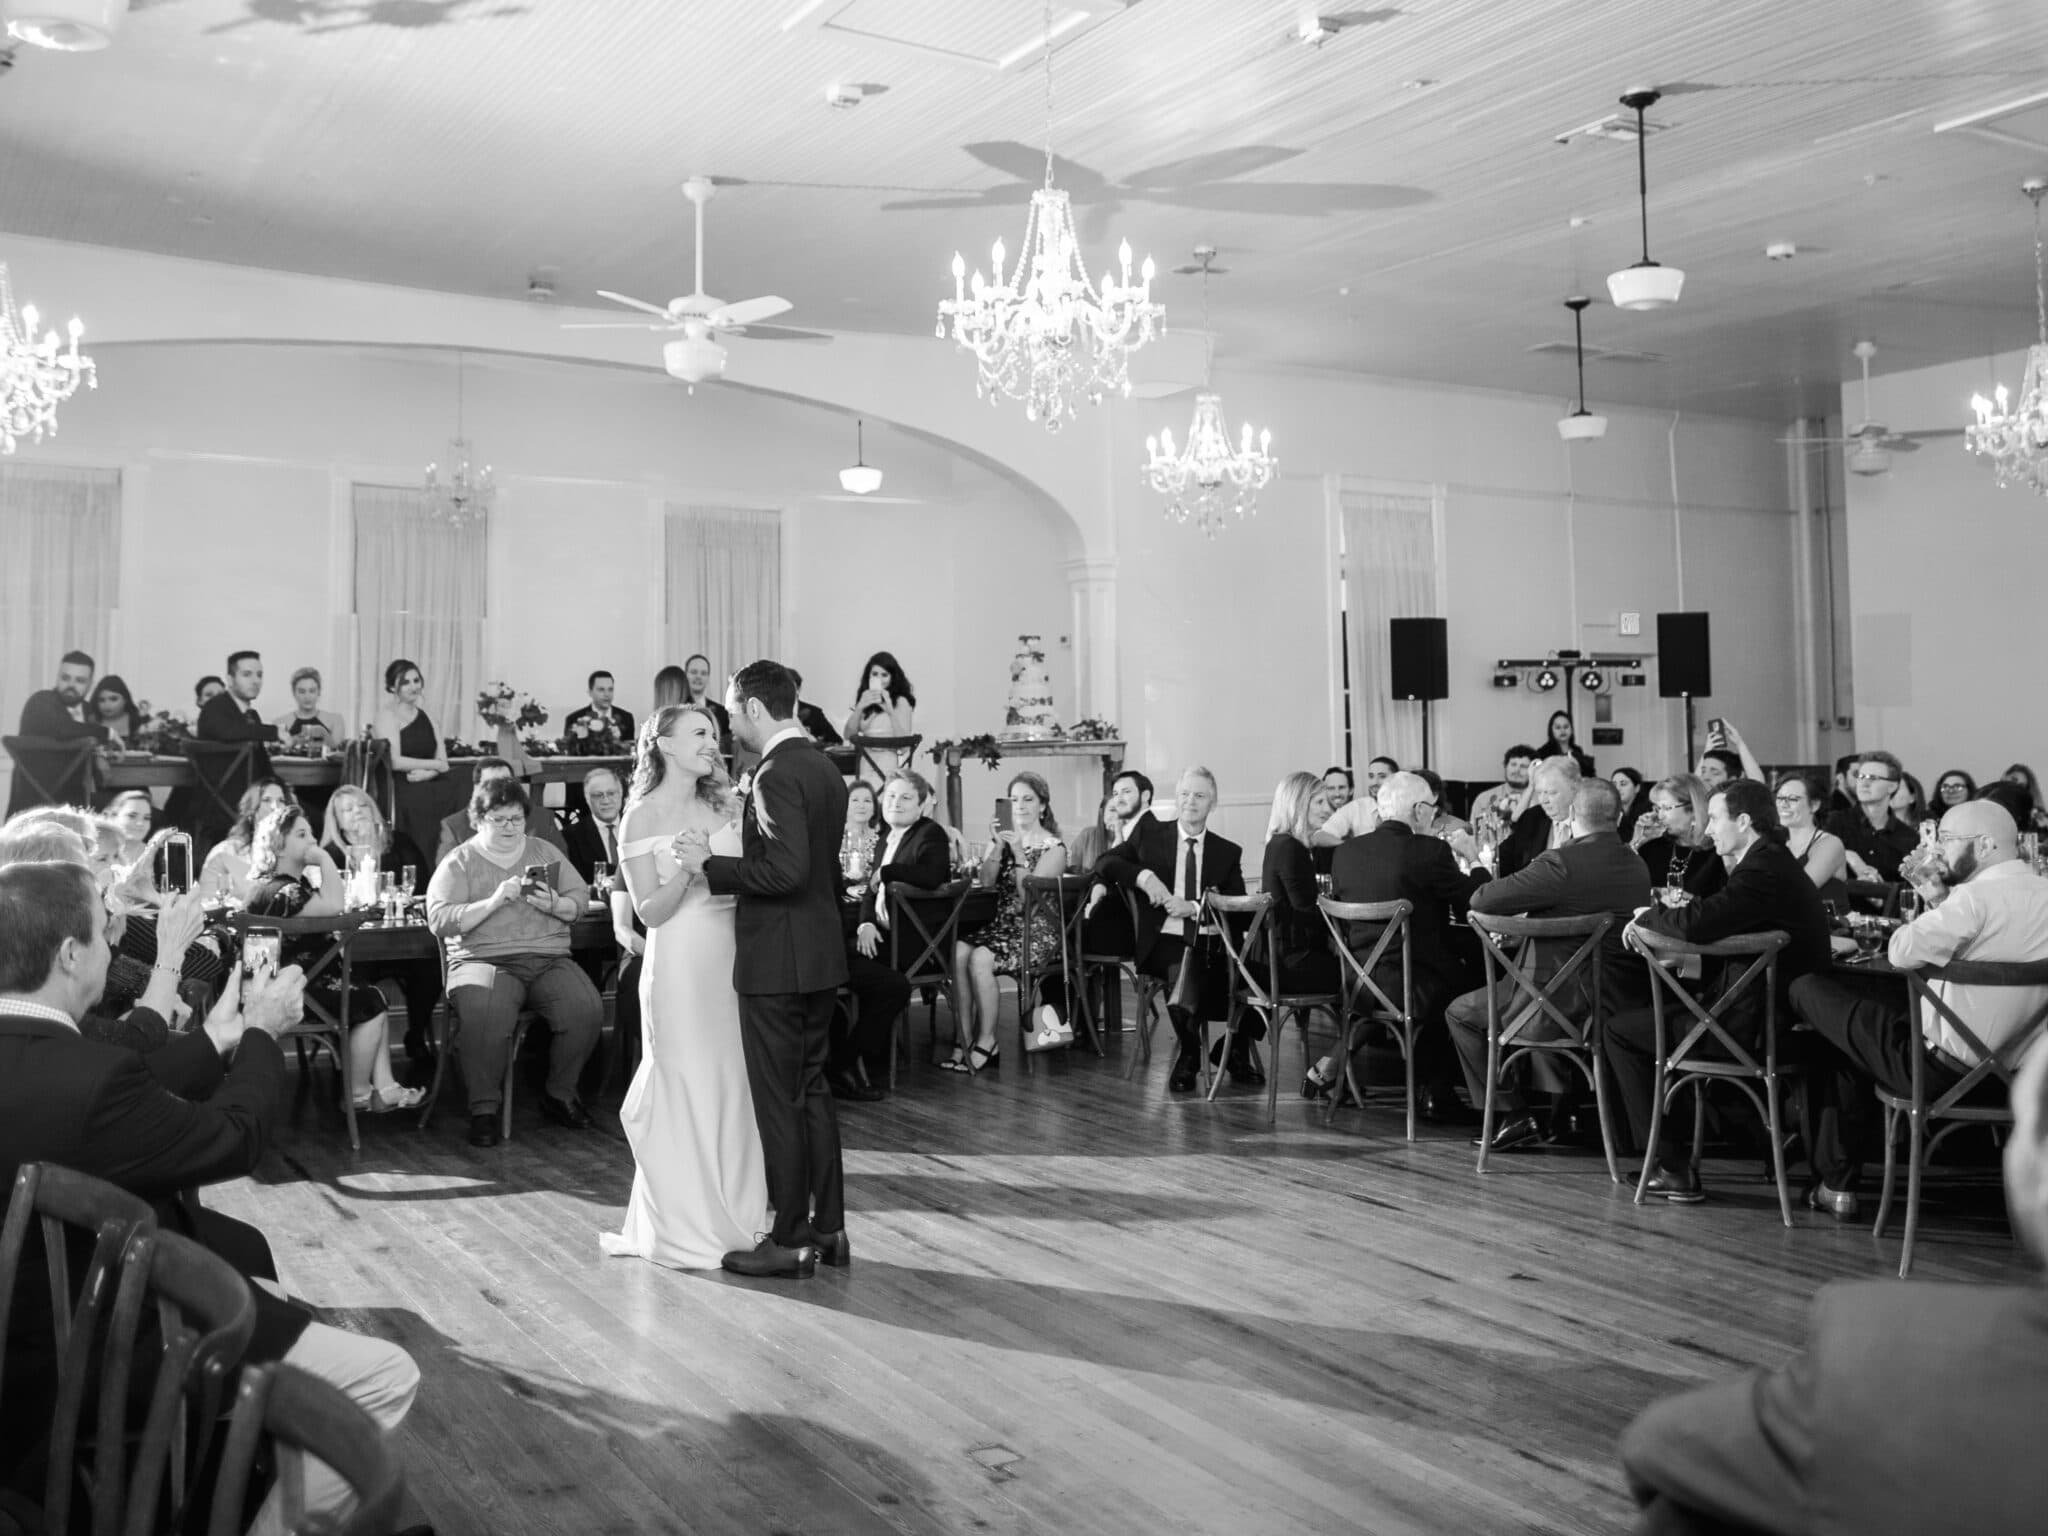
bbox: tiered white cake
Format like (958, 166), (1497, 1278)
(1001, 634), (1059, 740)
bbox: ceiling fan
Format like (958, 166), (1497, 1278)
(1780, 340), (1962, 476)
(563, 177), (830, 385)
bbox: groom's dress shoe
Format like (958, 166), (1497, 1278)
(811, 1229), (851, 1268)
(721, 1239), (819, 1279)
(828, 1071), (885, 1103)
(540, 1095), (593, 1131)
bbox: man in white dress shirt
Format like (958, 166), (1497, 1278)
(1792, 797), (2048, 1217)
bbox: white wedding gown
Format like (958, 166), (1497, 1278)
(600, 825), (770, 1269)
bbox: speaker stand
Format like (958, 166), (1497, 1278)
(1420, 698), (1433, 773)
(1681, 695), (1696, 763)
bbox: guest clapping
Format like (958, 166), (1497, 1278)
(950, 772), (1069, 1068)
(272, 666), (347, 750)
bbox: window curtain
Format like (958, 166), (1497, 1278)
(0, 464), (121, 753)
(1339, 481), (1442, 771)
(664, 505), (782, 683)
(350, 484), (487, 741)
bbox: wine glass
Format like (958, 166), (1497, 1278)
(399, 864), (417, 907)
(591, 861), (613, 901)
(378, 871), (399, 921)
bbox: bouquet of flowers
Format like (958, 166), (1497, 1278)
(477, 683), (549, 733)
(518, 723), (558, 756)
(130, 708), (192, 756)
(928, 733), (1004, 771)
(1067, 717), (1119, 742)
(565, 714), (629, 755)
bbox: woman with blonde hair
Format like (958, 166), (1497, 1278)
(1633, 771), (1727, 905)
(323, 782), (439, 1077)
(600, 703), (769, 1270)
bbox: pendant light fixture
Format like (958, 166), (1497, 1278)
(1966, 178), (2048, 497)
(1142, 247), (1275, 537)
(838, 418), (883, 495)
(1557, 296), (1608, 440)
(1606, 88), (1685, 311)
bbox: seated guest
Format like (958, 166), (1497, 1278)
(196, 650), (282, 745)
(1605, 780), (1831, 1202)
(89, 673), (144, 746)
(1696, 747), (1744, 793)
(1611, 766), (1647, 843)
(1312, 764), (1381, 846)
(192, 674), (226, 710)
(323, 784), (438, 1074)
(1824, 749), (1918, 882)
(950, 772), (1071, 1067)
(15, 650), (107, 740)
(1499, 757), (1582, 880)
(1619, 1036), (2048, 1536)
(1077, 770), (1156, 955)
(1776, 771), (1848, 901)
(1098, 766), (1246, 1091)
(787, 668), (844, 749)
(1632, 773), (1728, 906)
(435, 754), (567, 866)
(1362, 755), (1399, 801)
(1933, 768), (1977, 814)
(1415, 770), (1470, 839)
(1261, 771), (1340, 999)
(270, 665), (347, 750)
(105, 789), (155, 864)
(1825, 752), (1859, 816)
(2003, 762), (2048, 834)
(1470, 744), (1537, 827)
(841, 650), (917, 779)
(425, 776), (602, 1147)
(1449, 777), (1651, 1151)
(835, 772), (948, 1100)
(1321, 766), (1355, 819)
(198, 778), (293, 904)
(1326, 771), (1490, 1120)
(1534, 710), (1594, 775)
(1893, 770), (1929, 830)
(676, 653), (732, 739)
(245, 804), (422, 1113)
(0, 862), (421, 1536)
(1699, 717), (1765, 786)
(563, 668), (635, 754)
(374, 658), (450, 862)
(562, 765), (629, 882)
(1792, 798), (2048, 1217)
(841, 781), (882, 876)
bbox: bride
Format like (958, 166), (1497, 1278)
(600, 704), (770, 1269)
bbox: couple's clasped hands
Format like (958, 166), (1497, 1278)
(669, 828), (712, 877)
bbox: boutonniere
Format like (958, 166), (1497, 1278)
(736, 769), (755, 798)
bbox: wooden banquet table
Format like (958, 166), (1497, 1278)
(96, 751), (631, 793)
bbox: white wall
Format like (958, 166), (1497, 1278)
(1848, 349), (2048, 783)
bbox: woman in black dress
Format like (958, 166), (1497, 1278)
(323, 783), (440, 1074)
(1631, 772), (1727, 906)
(1533, 709), (1595, 776)
(373, 657), (450, 864)
(245, 803), (422, 1111)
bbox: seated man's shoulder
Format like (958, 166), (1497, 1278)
(1813, 1277), (2048, 1358)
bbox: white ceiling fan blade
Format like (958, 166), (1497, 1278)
(709, 295), (792, 328)
(1896, 427), (1964, 441)
(727, 323), (832, 343)
(596, 289), (677, 319)
(1879, 437), (1923, 454)
(560, 320), (675, 330)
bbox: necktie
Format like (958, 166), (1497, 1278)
(601, 822), (615, 866)
(1182, 838), (1200, 901)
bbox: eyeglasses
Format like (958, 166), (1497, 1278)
(1936, 829), (1980, 844)
(1772, 794), (1807, 805)
(481, 815), (525, 831)
(1852, 771), (1898, 784)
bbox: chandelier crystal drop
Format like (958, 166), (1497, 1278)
(0, 263), (94, 454)
(1966, 178), (2048, 497)
(934, 0), (1161, 430)
(424, 353), (494, 527)
(1144, 392), (1276, 536)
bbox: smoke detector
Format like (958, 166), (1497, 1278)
(1765, 240), (1798, 261)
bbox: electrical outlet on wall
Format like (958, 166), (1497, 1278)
(1619, 612), (1641, 637)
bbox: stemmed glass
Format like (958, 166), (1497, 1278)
(399, 863), (417, 914)
(377, 871), (399, 921)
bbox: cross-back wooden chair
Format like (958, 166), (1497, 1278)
(181, 741), (271, 863)
(1071, 884), (1170, 1079)
(225, 909), (377, 1151)
(1205, 892), (1343, 1120)
(847, 734), (922, 786)
(0, 1165), (157, 1536)
(418, 933), (537, 1142)
(1631, 927), (1797, 1224)
(1014, 873), (1097, 1072)
(206, 1362), (404, 1536)
(3, 735), (101, 817)
(1467, 911), (1621, 1180)
(1874, 956), (2048, 1277)
(887, 877), (977, 1069)
(1316, 896), (1419, 1136)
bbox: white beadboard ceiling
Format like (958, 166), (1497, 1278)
(3, 0), (2047, 419)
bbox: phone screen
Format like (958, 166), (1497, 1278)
(155, 839), (193, 895)
(992, 799), (1014, 833)
(241, 927), (282, 982)
(1706, 717), (1726, 738)
(522, 863), (554, 897)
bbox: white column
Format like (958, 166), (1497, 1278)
(1061, 556), (1119, 723)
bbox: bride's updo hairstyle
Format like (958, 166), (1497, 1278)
(628, 704), (733, 814)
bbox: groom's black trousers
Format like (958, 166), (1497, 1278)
(738, 988), (846, 1245)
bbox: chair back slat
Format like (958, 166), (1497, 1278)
(887, 879), (973, 988)
(848, 733), (922, 786)
(1842, 878), (1902, 918)
(1020, 874), (1091, 983)
(180, 741), (270, 854)
(1635, 928), (1788, 1074)
(4, 735), (102, 815)
(207, 1363), (404, 1536)
(1907, 961), (2048, 1115)
(1206, 893), (1277, 1009)
(1316, 896), (1413, 1022)
(1469, 911), (1611, 1046)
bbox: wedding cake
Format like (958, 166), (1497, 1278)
(1001, 634), (1059, 740)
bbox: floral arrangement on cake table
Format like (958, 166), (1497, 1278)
(1066, 717), (1119, 742)
(928, 734), (1005, 771)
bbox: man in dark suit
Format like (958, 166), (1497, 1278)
(194, 648), (282, 750)
(1822, 748), (1918, 883)
(1604, 778), (1832, 1201)
(563, 765), (637, 1095)
(561, 669), (635, 755)
(0, 861), (419, 1531)
(561, 764), (627, 882)
(1448, 776), (1652, 1151)
(678, 660), (848, 1278)
(14, 649), (108, 741)
(434, 754), (568, 866)
(1078, 770), (1155, 955)
(1098, 766), (1247, 1093)
(836, 772), (951, 1102)
(785, 668), (844, 748)
(1330, 771), (1491, 1121)
(1496, 757), (1581, 879)
(1618, 1037), (2048, 1536)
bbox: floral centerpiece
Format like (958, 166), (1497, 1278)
(130, 707), (192, 756)
(1066, 717), (1119, 742)
(928, 733), (1004, 771)
(564, 714), (629, 756)
(477, 683), (549, 733)
(445, 737), (483, 758)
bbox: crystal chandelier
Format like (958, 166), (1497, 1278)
(0, 263), (94, 455)
(424, 352), (494, 527)
(1967, 178), (2048, 497)
(935, 0), (1161, 430)
(1143, 248), (1274, 537)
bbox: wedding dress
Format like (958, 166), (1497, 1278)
(600, 823), (770, 1269)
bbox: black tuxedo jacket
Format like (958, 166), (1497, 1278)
(562, 810), (624, 883)
(1622, 1280), (2048, 1536)
(858, 817), (952, 928)
(796, 701), (843, 748)
(1496, 802), (1559, 880)
(562, 704), (634, 749)
(1328, 821), (1489, 987)
(196, 691), (281, 745)
(16, 688), (108, 741)
(1097, 815), (1246, 964)
(1468, 829), (1653, 1011)
(0, 1010), (307, 1442)
(704, 732), (850, 994)
(1638, 836), (1832, 1021)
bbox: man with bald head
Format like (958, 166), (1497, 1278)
(1792, 797), (2048, 1216)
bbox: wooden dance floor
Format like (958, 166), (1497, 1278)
(213, 1027), (2028, 1536)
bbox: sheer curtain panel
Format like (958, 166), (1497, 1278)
(664, 505), (782, 683)
(350, 484), (487, 739)
(1, 464), (121, 758)
(1338, 480), (1444, 771)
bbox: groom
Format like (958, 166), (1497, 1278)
(676, 660), (850, 1279)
